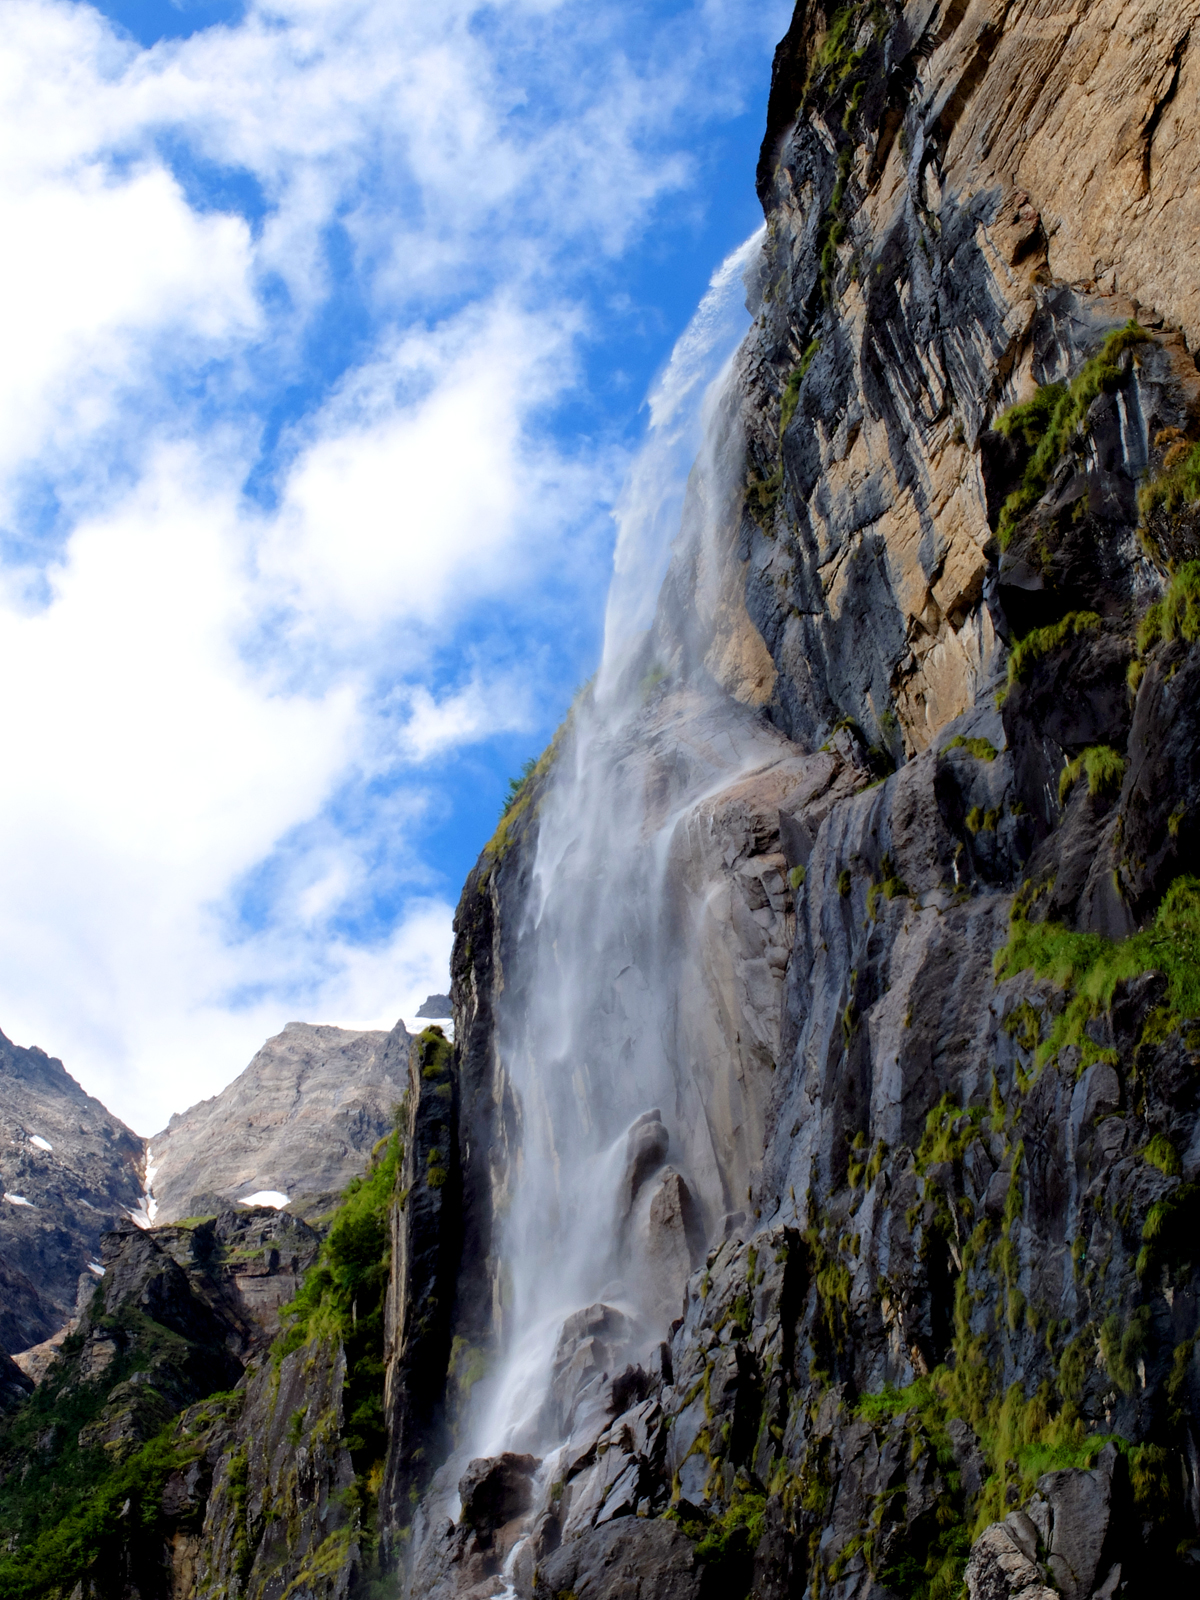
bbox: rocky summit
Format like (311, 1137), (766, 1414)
(148, 1020), (410, 1225)
(4, 2), (1200, 1598)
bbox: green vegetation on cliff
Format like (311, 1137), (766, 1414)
(276, 1121), (402, 1471)
(995, 874), (1200, 1072)
(0, 1296), (242, 1600)
(0, 1116), (405, 1598)
(993, 321), (1150, 546)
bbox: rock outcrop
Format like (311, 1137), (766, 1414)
(148, 1019), (408, 1224)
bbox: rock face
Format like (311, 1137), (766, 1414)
(149, 1020), (407, 1224)
(0, 1026), (144, 1354)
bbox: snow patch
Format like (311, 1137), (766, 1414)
(29, 1135), (53, 1153)
(4, 1193), (34, 1207)
(88, 1261), (105, 1277)
(238, 1190), (290, 1209)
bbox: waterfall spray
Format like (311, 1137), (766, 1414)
(466, 223), (818, 1468)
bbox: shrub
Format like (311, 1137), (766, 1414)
(1058, 744), (1126, 805)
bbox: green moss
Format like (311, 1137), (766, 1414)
(1144, 1133), (1182, 1177)
(1137, 1182), (1200, 1282)
(915, 1096), (985, 1174)
(746, 461), (784, 525)
(1058, 744), (1126, 805)
(944, 735), (998, 761)
(837, 867), (852, 898)
(995, 875), (1200, 1075)
(993, 322), (1150, 546)
(789, 864), (807, 890)
(867, 856), (911, 920)
(690, 1485), (767, 1562)
(780, 367), (803, 434)
(1099, 1307), (1151, 1394)
(1000, 611), (1101, 701)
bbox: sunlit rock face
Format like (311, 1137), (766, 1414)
(149, 1019), (409, 1224)
(391, 2), (1200, 1597)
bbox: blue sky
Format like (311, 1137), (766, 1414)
(0, 0), (791, 1133)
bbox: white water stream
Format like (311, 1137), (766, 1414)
(470, 226), (790, 1462)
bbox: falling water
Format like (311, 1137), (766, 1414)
(472, 224), (802, 1464)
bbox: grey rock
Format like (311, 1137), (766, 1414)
(417, 994), (454, 1019)
(149, 1019), (408, 1223)
(965, 1516), (1056, 1600)
(532, 1516), (705, 1600)
(459, 1453), (540, 1531)
(1036, 1450), (1115, 1600)
(0, 1025), (143, 1349)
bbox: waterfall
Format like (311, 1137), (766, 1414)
(471, 223), (807, 1464)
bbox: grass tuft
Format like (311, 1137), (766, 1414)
(1058, 744), (1126, 805)
(1000, 612), (1100, 702)
(1139, 440), (1200, 522)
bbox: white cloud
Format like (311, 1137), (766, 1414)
(0, 0), (788, 1134)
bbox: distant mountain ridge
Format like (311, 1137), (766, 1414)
(0, 1028), (144, 1352)
(147, 1020), (410, 1224)
(0, 1018), (411, 1364)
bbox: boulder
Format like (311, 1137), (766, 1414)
(532, 1516), (706, 1600)
(459, 1453), (541, 1532)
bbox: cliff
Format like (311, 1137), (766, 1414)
(391, 2), (1200, 1598)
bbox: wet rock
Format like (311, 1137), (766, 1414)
(532, 1516), (706, 1600)
(546, 1304), (634, 1438)
(642, 1168), (704, 1326)
(623, 1111), (670, 1205)
(459, 1453), (540, 1531)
